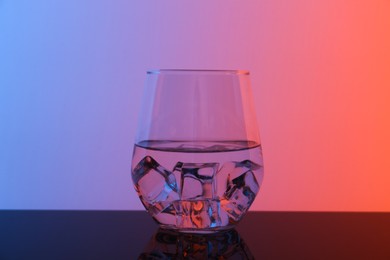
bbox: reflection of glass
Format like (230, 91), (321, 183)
(139, 228), (253, 259)
(131, 70), (264, 232)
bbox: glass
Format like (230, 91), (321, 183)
(131, 69), (264, 233)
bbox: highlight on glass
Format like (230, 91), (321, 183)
(131, 69), (264, 233)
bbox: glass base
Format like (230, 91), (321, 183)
(158, 223), (235, 234)
(149, 199), (244, 232)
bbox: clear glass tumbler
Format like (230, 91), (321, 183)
(131, 69), (264, 233)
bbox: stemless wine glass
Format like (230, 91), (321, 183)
(131, 69), (264, 233)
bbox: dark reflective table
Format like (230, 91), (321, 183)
(0, 211), (389, 259)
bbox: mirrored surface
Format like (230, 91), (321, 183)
(0, 211), (389, 259)
(139, 228), (252, 259)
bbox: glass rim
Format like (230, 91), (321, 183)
(147, 69), (250, 75)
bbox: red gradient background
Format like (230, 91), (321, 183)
(0, 0), (389, 211)
(255, 1), (390, 211)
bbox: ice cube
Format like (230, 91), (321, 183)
(215, 162), (236, 199)
(174, 162), (219, 200)
(217, 160), (263, 222)
(216, 160), (262, 198)
(235, 160), (263, 191)
(221, 170), (259, 222)
(132, 156), (179, 212)
(152, 204), (177, 226)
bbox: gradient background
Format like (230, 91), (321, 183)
(1, 0), (389, 211)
